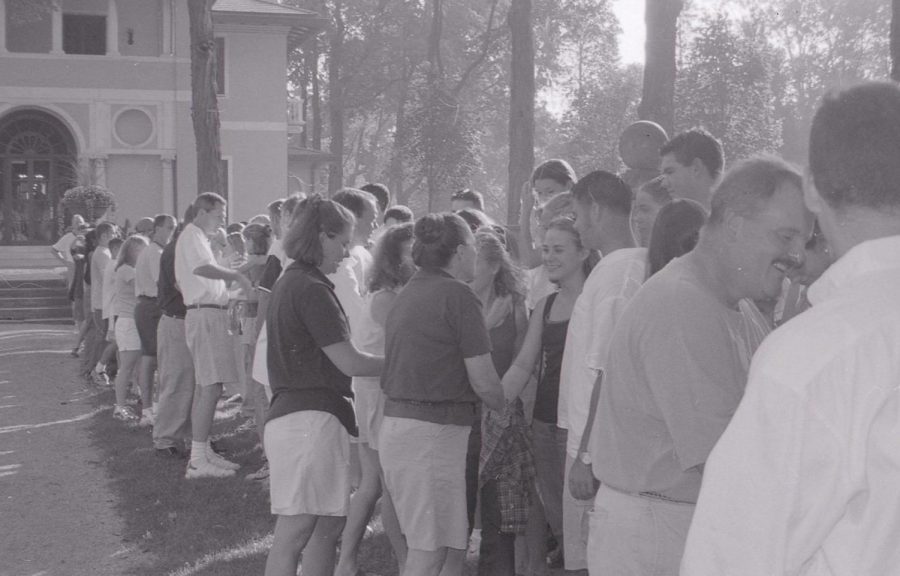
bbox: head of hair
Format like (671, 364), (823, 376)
(249, 213), (272, 226)
(243, 222), (273, 255)
(108, 237), (124, 254)
(134, 217), (154, 234)
(474, 229), (525, 299)
(571, 170), (633, 215)
(267, 199), (284, 219)
(71, 214), (85, 228)
(450, 188), (485, 211)
(455, 208), (495, 234)
(544, 216), (600, 277)
(95, 221), (116, 239)
(660, 128), (725, 178)
(638, 175), (672, 206)
(647, 199), (709, 276)
(412, 212), (472, 269)
(227, 232), (245, 255)
(368, 223), (416, 292)
(194, 192), (226, 213)
(809, 81), (900, 211)
(115, 235), (148, 270)
(283, 194), (355, 266)
(708, 155), (803, 227)
(281, 193), (305, 223)
(332, 188), (377, 220)
(226, 222), (244, 235)
(153, 214), (175, 231)
(532, 159), (577, 187)
(383, 205), (414, 224)
(361, 183), (391, 213)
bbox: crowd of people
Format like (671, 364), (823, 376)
(56, 80), (900, 576)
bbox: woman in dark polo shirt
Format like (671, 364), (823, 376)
(263, 194), (384, 576)
(380, 213), (506, 576)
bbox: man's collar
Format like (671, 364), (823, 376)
(808, 235), (900, 305)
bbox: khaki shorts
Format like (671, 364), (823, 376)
(114, 317), (141, 351)
(379, 416), (471, 552)
(265, 411), (351, 517)
(351, 377), (384, 449)
(185, 307), (239, 387)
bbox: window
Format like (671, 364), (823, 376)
(215, 37), (226, 96)
(63, 14), (106, 55)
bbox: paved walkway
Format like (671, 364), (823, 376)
(0, 324), (145, 576)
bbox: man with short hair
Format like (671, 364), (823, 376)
(587, 156), (813, 575)
(134, 214), (176, 428)
(681, 81), (900, 576)
(659, 129), (724, 206)
(176, 193), (251, 478)
(134, 217), (155, 238)
(450, 188), (485, 212)
(82, 221), (117, 384)
(383, 205), (414, 226)
(557, 171), (648, 574)
(153, 208), (195, 458)
(361, 182), (391, 215)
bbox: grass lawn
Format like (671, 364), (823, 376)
(87, 390), (402, 576)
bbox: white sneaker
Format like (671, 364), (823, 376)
(185, 459), (236, 479)
(206, 448), (240, 471)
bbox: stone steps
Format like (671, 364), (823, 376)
(0, 275), (72, 323)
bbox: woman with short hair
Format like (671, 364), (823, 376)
(111, 235), (148, 422)
(380, 213), (506, 576)
(263, 194), (384, 576)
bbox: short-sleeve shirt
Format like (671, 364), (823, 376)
(157, 239), (186, 318)
(134, 241), (164, 298)
(382, 267), (492, 426)
(559, 247), (647, 457)
(90, 247), (112, 310)
(175, 223), (228, 306)
(590, 255), (750, 503)
(266, 261), (356, 435)
(52, 232), (77, 263)
(113, 265), (137, 319)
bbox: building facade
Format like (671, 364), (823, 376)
(0, 0), (327, 245)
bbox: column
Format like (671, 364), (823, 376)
(0, 0), (8, 55)
(106, 0), (119, 56)
(51, 0), (63, 54)
(161, 153), (175, 215)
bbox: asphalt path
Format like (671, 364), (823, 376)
(0, 324), (146, 576)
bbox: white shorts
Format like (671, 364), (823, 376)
(114, 317), (141, 351)
(265, 411), (351, 517)
(251, 322), (272, 399)
(351, 378), (383, 449)
(106, 317), (116, 343)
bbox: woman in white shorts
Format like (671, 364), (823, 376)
(111, 235), (148, 422)
(263, 195), (384, 576)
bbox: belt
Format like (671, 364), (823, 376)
(605, 484), (695, 505)
(163, 311), (185, 320)
(188, 303), (227, 310)
(138, 295), (156, 300)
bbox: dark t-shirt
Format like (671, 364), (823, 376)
(257, 255), (283, 293)
(157, 239), (187, 318)
(382, 267), (492, 426)
(265, 261), (356, 435)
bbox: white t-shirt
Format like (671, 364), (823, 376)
(559, 247), (647, 457)
(681, 235), (900, 576)
(327, 244), (371, 343)
(101, 259), (117, 320)
(174, 223), (228, 306)
(52, 232), (77, 263)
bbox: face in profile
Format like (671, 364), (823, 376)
(732, 182), (814, 302)
(631, 189), (665, 248)
(320, 225), (353, 275)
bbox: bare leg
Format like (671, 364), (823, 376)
(138, 356), (156, 414)
(300, 515), (345, 576)
(335, 443), (382, 576)
(114, 350), (141, 408)
(265, 514), (317, 576)
(403, 548), (449, 576)
(379, 479), (408, 573)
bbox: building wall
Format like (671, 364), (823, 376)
(222, 128), (287, 222)
(106, 155), (163, 222)
(118, 0), (163, 57)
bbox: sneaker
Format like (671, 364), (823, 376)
(245, 463), (270, 481)
(113, 405), (138, 422)
(206, 448), (240, 471)
(155, 446), (188, 459)
(185, 459), (236, 479)
(91, 370), (110, 387)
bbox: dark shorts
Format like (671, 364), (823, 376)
(134, 298), (162, 357)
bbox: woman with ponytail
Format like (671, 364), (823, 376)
(263, 194), (384, 576)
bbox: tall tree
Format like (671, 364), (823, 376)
(639, 0), (683, 136)
(893, 0), (900, 81)
(187, 0), (223, 197)
(507, 0), (534, 226)
(325, 0), (345, 193)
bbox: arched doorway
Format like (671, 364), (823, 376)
(0, 109), (77, 245)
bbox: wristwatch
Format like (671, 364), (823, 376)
(578, 451), (592, 465)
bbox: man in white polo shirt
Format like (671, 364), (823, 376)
(682, 81), (900, 576)
(176, 192), (251, 479)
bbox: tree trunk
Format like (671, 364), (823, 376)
(638, 0), (683, 136)
(507, 0), (534, 227)
(327, 0), (345, 194)
(388, 63), (411, 205)
(425, 0), (445, 213)
(310, 44), (323, 151)
(187, 0), (223, 196)
(893, 0), (900, 81)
